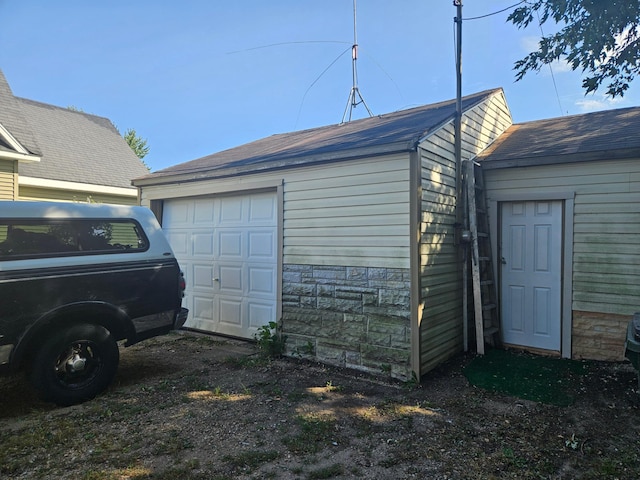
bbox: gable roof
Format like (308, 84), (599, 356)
(0, 70), (149, 189)
(478, 106), (640, 169)
(134, 88), (503, 186)
(0, 70), (41, 157)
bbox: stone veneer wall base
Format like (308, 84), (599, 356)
(282, 264), (412, 380)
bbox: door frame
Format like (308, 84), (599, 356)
(487, 191), (575, 358)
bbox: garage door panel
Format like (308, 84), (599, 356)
(248, 302), (275, 328)
(249, 193), (277, 223)
(193, 232), (214, 256)
(248, 266), (275, 296)
(219, 264), (243, 293)
(163, 200), (191, 225)
(219, 299), (242, 326)
(193, 264), (214, 289)
(218, 230), (243, 258)
(218, 197), (244, 225)
(248, 231), (276, 260)
(193, 199), (215, 223)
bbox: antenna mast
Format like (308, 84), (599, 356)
(341, 0), (373, 123)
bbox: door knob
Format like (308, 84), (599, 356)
(501, 257), (507, 265)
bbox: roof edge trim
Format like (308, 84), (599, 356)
(19, 176), (138, 196)
(134, 141), (414, 187)
(480, 147), (640, 170)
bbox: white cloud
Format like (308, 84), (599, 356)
(575, 95), (625, 112)
(520, 36), (539, 53)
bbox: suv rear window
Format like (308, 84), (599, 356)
(0, 219), (149, 259)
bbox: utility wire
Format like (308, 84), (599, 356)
(226, 40), (350, 55)
(536, 9), (565, 115)
(463, 0), (526, 21)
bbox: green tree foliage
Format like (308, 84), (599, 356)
(123, 128), (149, 160)
(123, 128), (150, 160)
(508, 1), (640, 97)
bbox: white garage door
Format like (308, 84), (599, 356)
(162, 191), (278, 339)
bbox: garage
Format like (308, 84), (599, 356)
(161, 191), (278, 339)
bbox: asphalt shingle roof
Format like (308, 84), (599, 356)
(136, 88), (502, 183)
(0, 70), (149, 189)
(478, 106), (640, 169)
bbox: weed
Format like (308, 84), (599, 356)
(307, 463), (344, 479)
(222, 450), (280, 473)
(282, 414), (338, 454)
(565, 433), (579, 450)
(402, 371), (421, 390)
(151, 432), (193, 456)
(255, 321), (287, 358)
(325, 380), (341, 392)
(293, 340), (315, 357)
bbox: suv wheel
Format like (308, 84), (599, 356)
(30, 324), (119, 406)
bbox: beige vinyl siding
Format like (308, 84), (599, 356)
(283, 155), (410, 268)
(19, 185), (139, 205)
(0, 160), (17, 200)
(483, 158), (640, 316)
(417, 91), (512, 374)
(140, 153), (412, 269)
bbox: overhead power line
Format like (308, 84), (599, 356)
(463, 0), (526, 21)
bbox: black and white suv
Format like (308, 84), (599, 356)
(0, 201), (188, 406)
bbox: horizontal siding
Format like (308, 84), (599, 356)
(19, 185), (139, 206)
(283, 154), (410, 268)
(140, 153), (411, 269)
(484, 158), (640, 315)
(0, 160), (16, 200)
(417, 91), (513, 374)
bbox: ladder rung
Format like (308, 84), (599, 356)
(482, 303), (497, 311)
(480, 280), (493, 286)
(483, 326), (499, 337)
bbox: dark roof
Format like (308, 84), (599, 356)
(478, 106), (640, 169)
(134, 89), (503, 185)
(0, 70), (149, 189)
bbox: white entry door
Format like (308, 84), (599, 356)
(162, 192), (278, 338)
(500, 200), (562, 351)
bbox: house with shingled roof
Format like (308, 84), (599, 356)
(0, 70), (148, 204)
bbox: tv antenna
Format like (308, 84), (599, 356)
(341, 0), (373, 123)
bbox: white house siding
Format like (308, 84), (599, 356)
(0, 160), (17, 200)
(417, 92), (512, 374)
(482, 158), (640, 361)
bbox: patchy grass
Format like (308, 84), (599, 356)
(1, 333), (639, 479)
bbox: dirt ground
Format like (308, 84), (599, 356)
(1, 331), (639, 480)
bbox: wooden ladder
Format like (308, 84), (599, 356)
(465, 160), (501, 354)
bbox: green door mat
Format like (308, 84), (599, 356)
(463, 349), (588, 406)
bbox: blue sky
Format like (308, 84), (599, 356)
(1, 1), (638, 172)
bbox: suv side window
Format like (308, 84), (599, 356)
(0, 219), (149, 259)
